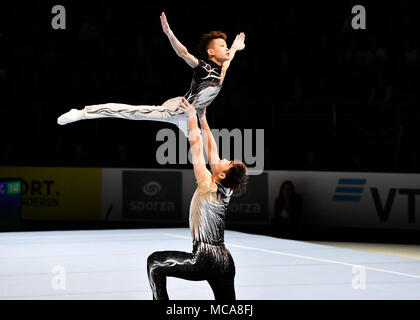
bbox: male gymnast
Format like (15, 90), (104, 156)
(147, 97), (248, 300)
(57, 12), (245, 137)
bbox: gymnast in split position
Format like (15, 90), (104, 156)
(147, 98), (248, 300)
(57, 12), (245, 137)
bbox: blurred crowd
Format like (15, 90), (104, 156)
(0, 1), (419, 173)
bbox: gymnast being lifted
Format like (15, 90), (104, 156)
(57, 12), (246, 137)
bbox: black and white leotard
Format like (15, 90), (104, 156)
(147, 170), (236, 300)
(184, 59), (223, 110)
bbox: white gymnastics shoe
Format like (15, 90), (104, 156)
(57, 109), (85, 125)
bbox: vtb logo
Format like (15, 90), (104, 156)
(333, 178), (420, 223)
(333, 178), (366, 202)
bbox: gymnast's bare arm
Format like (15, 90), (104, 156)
(179, 98), (210, 181)
(197, 108), (220, 173)
(160, 12), (199, 68)
(221, 32), (246, 82)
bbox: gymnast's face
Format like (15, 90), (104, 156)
(208, 38), (230, 63)
(214, 159), (234, 180)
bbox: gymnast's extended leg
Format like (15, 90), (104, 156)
(57, 97), (189, 136)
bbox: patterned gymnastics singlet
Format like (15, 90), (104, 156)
(147, 170), (236, 300)
(184, 59), (224, 110)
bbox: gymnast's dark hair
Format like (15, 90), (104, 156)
(221, 161), (248, 192)
(198, 30), (227, 59)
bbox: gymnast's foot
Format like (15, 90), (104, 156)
(57, 108), (85, 125)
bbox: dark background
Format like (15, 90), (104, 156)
(1, 0), (419, 173)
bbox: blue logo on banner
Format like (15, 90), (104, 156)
(333, 178), (367, 202)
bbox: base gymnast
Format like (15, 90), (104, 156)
(57, 12), (245, 137)
(147, 98), (248, 300)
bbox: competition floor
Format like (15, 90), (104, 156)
(1, 228), (420, 300)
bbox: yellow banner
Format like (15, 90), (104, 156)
(0, 167), (101, 221)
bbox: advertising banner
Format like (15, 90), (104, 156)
(290, 171), (420, 230)
(0, 167), (101, 221)
(0, 179), (22, 230)
(122, 170), (182, 221)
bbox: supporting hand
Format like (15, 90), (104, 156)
(178, 97), (197, 118)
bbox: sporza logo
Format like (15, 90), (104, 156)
(333, 178), (367, 202)
(141, 180), (162, 197)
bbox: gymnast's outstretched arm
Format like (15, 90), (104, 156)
(221, 32), (246, 82)
(160, 12), (199, 68)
